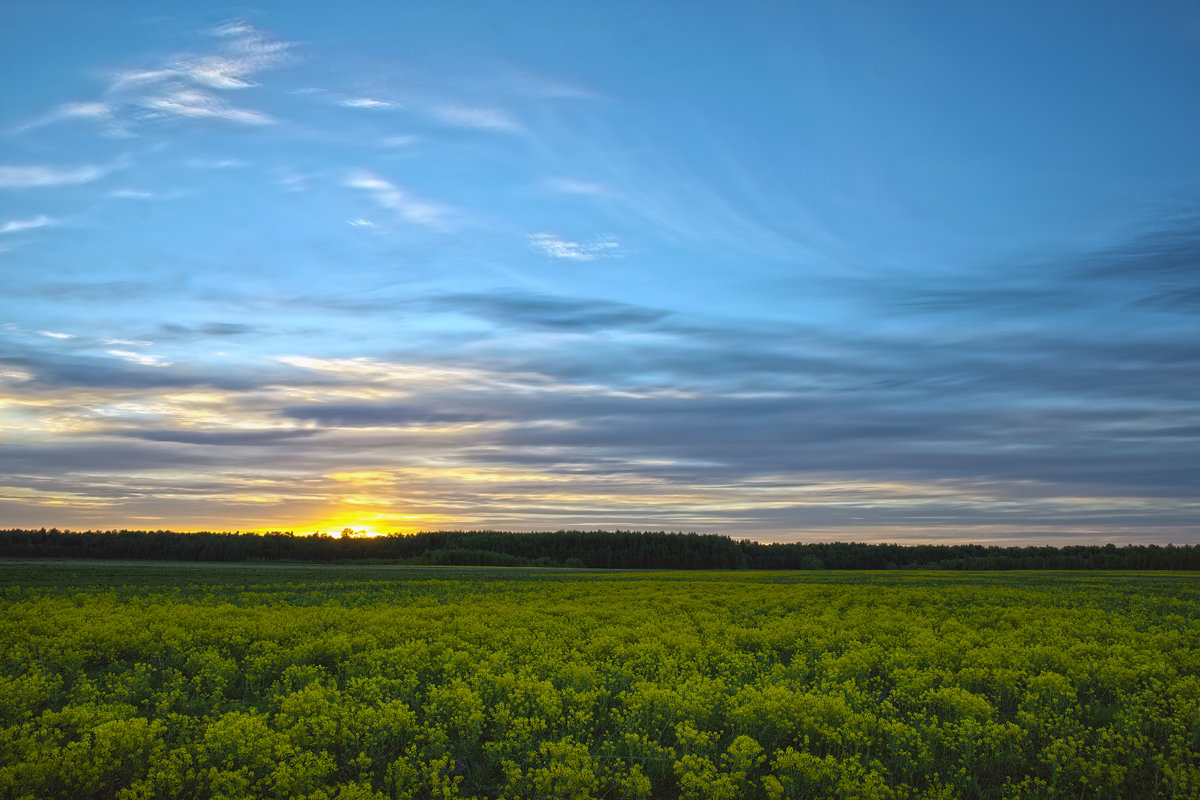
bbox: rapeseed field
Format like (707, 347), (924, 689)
(0, 562), (1196, 799)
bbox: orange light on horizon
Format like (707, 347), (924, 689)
(305, 508), (455, 538)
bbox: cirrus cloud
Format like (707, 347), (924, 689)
(529, 232), (620, 260)
(0, 215), (56, 235)
(0, 164), (108, 189)
(432, 104), (523, 132)
(345, 170), (452, 229)
(19, 20), (293, 135)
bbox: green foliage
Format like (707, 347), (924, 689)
(0, 563), (1197, 798)
(5, 528), (1198, 569)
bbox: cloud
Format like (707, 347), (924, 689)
(17, 280), (153, 303)
(529, 232), (620, 260)
(886, 210), (1200, 317)
(160, 322), (257, 337)
(274, 169), (310, 193)
(0, 164), (108, 189)
(432, 105), (523, 132)
(502, 67), (599, 100)
(21, 20), (293, 135)
(154, 20), (292, 91)
(1084, 216), (1200, 310)
(246, 351), (1200, 535)
(340, 97), (399, 109)
(381, 135), (420, 148)
(60, 102), (111, 118)
(109, 188), (155, 199)
(107, 349), (173, 368)
(282, 404), (490, 428)
(345, 170), (452, 229)
(7, 102), (115, 136)
(0, 368), (32, 382)
(122, 428), (322, 446)
(0, 215), (55, 235)
(11, 102), (114, 133)
(139, 88), (274, 125)
(545, 178), (609, 197)
(202, 323), (255, 336)
(0, 338), (276, 394)
(37, 331), (75, 340)
(2, 278), (1194, 539)
(187, 158), (250, 169)
(209, 21), (255, 38)
(0, 442), (221, 474)
(432, 291), (667, 331)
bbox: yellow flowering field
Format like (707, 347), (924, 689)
(0, 562), (1197, 799)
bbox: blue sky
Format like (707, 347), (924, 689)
(2, 1), (1198, 543)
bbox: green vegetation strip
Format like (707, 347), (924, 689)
(0, 563), (1197, 799)
(5, 529), (1199, 570)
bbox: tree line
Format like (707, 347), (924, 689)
(1, 528), (1197, 570)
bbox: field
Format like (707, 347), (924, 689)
(0, 562), (1197, 799)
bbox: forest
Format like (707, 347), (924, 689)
(1, 528), (1197, 570)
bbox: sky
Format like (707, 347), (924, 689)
(1, 1), (1198, 544)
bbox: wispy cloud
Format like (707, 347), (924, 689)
(340, 97), (399, 109)
(432, 105), (523, 132)
(22, 20), (293, 135)
(0, 215), (55, 235)
(882, 212), (1200, 316)
(345, 170), (452, 229)
(529, 232), (620, 260)
(140, 88), (274, 125)
(0, 164), (108, 189)
(58, 101), (111, 119)
(545, 178), (609, 197)
(110, 20), (291, 93)
(0, 368), (32, 382)
(109, 188), (156, 199)
(10, 101), (115, 134)
(502, 67), (599, 100)
(37, 331), (75, 340)
(107, 349), (173, 368)
(190, 20), (291, 87)
(381, 135), (420, 148)
(125, 428), (321, 446)
(186, 158), (250, 169)
(160, 322), (256, 337)
(432, 291), (668, 331)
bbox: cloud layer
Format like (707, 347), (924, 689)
(3, 212), (1197, 540)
